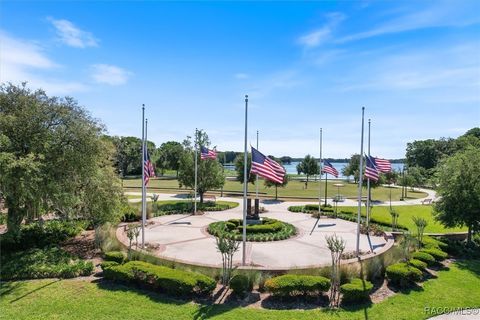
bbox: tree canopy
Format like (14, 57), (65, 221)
(433, 147), (480, 244)
(177, 130), (225, 203)
(0, 83), (124, 237)
(296, 155), (319, 188)
(234, 153), (256, 185)
(156, 141), (184, 176)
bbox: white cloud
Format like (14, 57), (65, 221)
(338, 1), (480, 43)
(234, 73), (249, 79)
(298, 12), (346, 48)
(49, 18), (98, 48)
(0, 31), (88, 95)
(90, 64), (131, 85)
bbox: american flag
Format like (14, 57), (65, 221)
(200, 146), (217, 160)
(322, 160), (339, 178)
(365, 155), (379, 182)
(374, 157), (391, 173)
(143, 145), (155, 185)
(250, 147), (285, 184)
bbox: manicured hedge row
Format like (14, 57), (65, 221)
(340, 278), (373, 303)
(265, 274), (330, 297)
(408, 259), (427, 271)
(288, 204), (334, 213)
(104, 251), (126, 264)
(386, 263), (422, 288)
(419, 248), (448, 261)
(102, 261), (216, 296)
(208, 219), (296, 242)
(412, 251), (436, 266)
(421, 236), (448, 250)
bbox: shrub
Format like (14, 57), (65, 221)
(208, 219), (296, 242)
(229, 274), (251, 296)
(288, 206), (304, 213)
(385, 263), (422, 288)
(264, 274), (330, 297)
(421, 236), (448, 250)
(340, 278), (373, 303)
(0, 247), (93, 280)
(1, 220), (85, 253)
(104, 251), (126, 264)
(411, 251), (436, 266)
(420, 248), (448, 261)
(103, 261), (215, 296)
(100, 261), (119, 271)
(408, 259), (427, 271)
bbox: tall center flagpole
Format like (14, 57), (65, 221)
(366, 119), (371, 227)
(255, 130), (259, 200)
(242, 95), (248, 266)
(194, 128), (198, 215)
(356, 107), (365, 256)
(141, 104), (146, 249)
(318, 128), (322, 214)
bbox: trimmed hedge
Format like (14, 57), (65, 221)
(229, 274), (251, 296)
(104, 251), (126, 264)
(421, 236), (448, 250)
(102, 261), (216, 296)
(208, 218), (296, 242)
(264, 274), (330, 297)
(412, 251), (436, 266)
(340, 278), (373, 303)
(408, 259), (427, 271)
(385, 263), (422, 288)
(420, 248), (448, 261)
(100, 261), (119, 271)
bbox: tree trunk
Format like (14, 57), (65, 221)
(275, 185), (278, 200)
(7, 207), (25, 239)
(200, 192), (204, 204)
(467, 225), (472, 245)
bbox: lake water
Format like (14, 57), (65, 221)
(224, 162), (404, 180)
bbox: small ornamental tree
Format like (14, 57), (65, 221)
(390, 209), (399, 231)
(326, 234), (346, 307)
(215, 232), (240, 286)
(412, 216), (428, 248)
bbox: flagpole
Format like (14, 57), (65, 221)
(255, 130), (259, 200)
(141, 104), (146, 249)
(194, 128), (198, 215)
(356, 107), (365, 256)
(242, 95), (248, 266)
(324, 173), (328, 207)
(366, 119), (371, 228)
(319, 128), (323, 214)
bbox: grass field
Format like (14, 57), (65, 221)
(339, 205), (467, 233)
(1, 260), (479, 320)
(123, 178), (427, 201)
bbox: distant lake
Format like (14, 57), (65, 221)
(224, 162), (404, 180)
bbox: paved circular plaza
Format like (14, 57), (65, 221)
(118, 197), (393, 270)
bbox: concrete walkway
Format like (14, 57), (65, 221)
(117, 196), (391, 270)
(125, 186), (437, 207)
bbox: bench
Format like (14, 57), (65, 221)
(421, 198), (432, 205)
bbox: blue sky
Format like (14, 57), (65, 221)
(1, 0), (479, 158)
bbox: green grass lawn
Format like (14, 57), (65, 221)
(1, 260), (479, 320)
(123, 178), (427, 201)
(340, 205), (467, 233)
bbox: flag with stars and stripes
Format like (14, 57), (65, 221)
(322, 160), (339, 178)
(143, 146), (155, 185)
(374, 157), (391, 173)
(250, 147), (285, 184)
(365, 155), (379, 182)
(200, 146), (217, 160)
